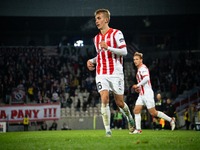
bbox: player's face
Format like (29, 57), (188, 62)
(95, 13), (108, 30)
(133, 56), (142, 67)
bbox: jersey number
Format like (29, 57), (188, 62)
(97, 82), (102, 90)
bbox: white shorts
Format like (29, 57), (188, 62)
(135, 91), (155, 109)
(95, 74), (124, 95)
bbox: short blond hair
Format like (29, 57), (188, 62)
(134, 52), (143, 59)
(94, 9), (110, 23)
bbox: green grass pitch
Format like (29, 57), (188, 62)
(0, 129), (200, 150)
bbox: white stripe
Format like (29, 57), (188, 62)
(110, 29), (115, 73)
(94, 36), (98, 53)
(99, 35), (103, 75)
(104, 34), (109, 75)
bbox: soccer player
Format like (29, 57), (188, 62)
(130, 52), (175, 134)
(87, 9), (134, 137)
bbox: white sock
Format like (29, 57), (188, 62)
(135, 114), (141, 130)
(157, 111), (172, 122)
(101, 104), (111, 133)
(119, 102), (133, 122)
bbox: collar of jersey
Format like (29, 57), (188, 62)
(99, 28), (113, 37)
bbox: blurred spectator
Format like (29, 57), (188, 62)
(17, 80), (24, 88)
(165, 98), (176, 129)
(61, 123), (69, 130)
(52, 91), (59, 103)
(73, 76), (79, 86)
(5, 81), (11, 104)
(23, 115), (29, 131)
(49, 120), (57, 130)
(38, 90), (42, 103)
(60, 92), (65, 108)
(184, 108), (190, 130)
(44, 91), (51, 103)
(141, 108), (147, 129)
(65, 95), (72, 108)
(28, 85), (34, 102)
(33, 86), (38, 102)
(82, 100), (87, 112)
(69, 81), (76, 96)
(76, 98), (81, 111)
(155, 94), (164, 112)
(114, 110), (123, 130)
(41, 121), (47, 130)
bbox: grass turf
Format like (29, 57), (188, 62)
(0, 129), (200, 150)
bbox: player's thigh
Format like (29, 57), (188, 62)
(99, 90), (109, 104)
(109, 75), (124, 95)
(95, 75), (109, 93)
(134, 96), (144, 113)
(144, 92), (155, 109)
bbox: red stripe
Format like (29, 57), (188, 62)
(119, 45), (126, 48)
(97, 53), (101, 74)
(108, 51), (114, 74)
(143, 75), (148, 78)
(101, 51), (107, 74)
(95, 34), (101, 75)
(120, 56), (122, 64)
(106, 30), (114, 74)
(96, 34), (100, 50)
(141, 85), (144, 95)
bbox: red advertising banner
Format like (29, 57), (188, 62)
(0, 103), (60, 122)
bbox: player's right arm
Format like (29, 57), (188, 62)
(87, 56), (97, 71)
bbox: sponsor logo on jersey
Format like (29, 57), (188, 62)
(119, 38), (125, 43)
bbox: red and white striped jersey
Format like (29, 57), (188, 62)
(93, 28), (126, 75)
(136, 64), (153, 95)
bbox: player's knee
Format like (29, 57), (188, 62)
(116, 101), (124, 108)
(133, 109), (139, 114)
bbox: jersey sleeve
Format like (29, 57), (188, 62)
(114, 30), (126, 48)
(140, 67), (149, 78)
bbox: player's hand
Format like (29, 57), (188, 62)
(132, 84), (138, 89)
(135, 88), (140, 93)
(100, 41), (108, 50)
(132, 84), (140, 93)
(87, 60), (95, 71)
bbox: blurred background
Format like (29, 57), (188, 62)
(0, 0), (200, 131)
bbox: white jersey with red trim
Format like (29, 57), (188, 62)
(136, 64), (153, 95)
(93, 28), (126, 75)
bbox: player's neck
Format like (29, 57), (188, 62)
(137, 63), (143, 69)
(100, 25), (110, 35)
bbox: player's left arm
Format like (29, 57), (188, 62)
(100, 30), (127, 56)
(133, 68), (149, 89)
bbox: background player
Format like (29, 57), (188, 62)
(130, 52), (175, 134)
(87, 9), (134, 137)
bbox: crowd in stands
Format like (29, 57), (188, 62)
(0, 50), (199, 113)
(0, 52), (97, 106)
